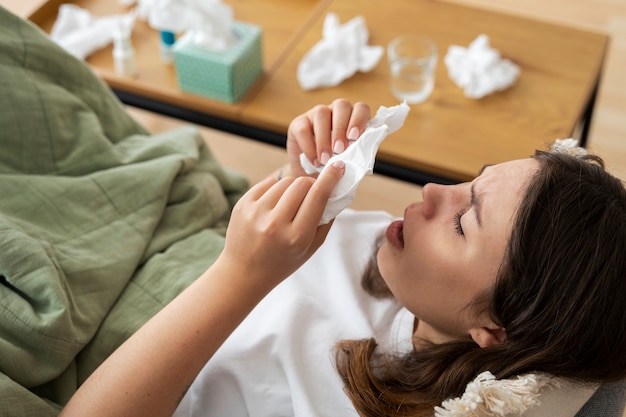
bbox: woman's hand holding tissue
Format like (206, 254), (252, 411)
(218, 160), (345, 292)
(280, 99), (410, 225)
(286, 99), (371, 178)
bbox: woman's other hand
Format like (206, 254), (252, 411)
(286, 99), (371, 177)
(217, 160), (346, 292)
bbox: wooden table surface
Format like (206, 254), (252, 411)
(242, 0), (609, 181)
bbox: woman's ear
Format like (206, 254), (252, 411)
(469, 326), (507, 348)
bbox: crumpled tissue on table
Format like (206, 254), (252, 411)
(301, 101), (411, 225)
(297, 13), (384, 90)
(444, 34), (520, 99)
(49, 4), (136, 59)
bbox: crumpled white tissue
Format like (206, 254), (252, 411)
(301, 102), (411, 225)
(50, 4), (136, 59)
(444, 34), (520, 99)
(147, 0), (237, 51)
(297, 13), (384, 90)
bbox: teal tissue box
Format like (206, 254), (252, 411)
(173, 22), (263, 103)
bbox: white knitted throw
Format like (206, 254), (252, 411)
(434, 372), (560, 417)
(550, 138), (588, 157)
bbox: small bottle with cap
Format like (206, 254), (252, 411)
(113, 25), (137, 77)
(159, 30), (176, 64)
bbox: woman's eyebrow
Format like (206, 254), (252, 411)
(477, 164), (494, 176)
(471, 164), (491, 227)
(471, 183), (482, 227)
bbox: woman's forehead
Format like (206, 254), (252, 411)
(481, 158), (538, 177)
(475, 159), (539, 211)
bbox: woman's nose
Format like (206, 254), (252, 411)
(421, 182), (467, 218)
(420, 182), (447, 218)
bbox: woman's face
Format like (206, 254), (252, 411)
(377, 158), (539, 343)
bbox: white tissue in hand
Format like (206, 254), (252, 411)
(444, 34), (520, 99)
(50, 4), (135, 59)
(148, 0), (237, 51)
(301, 102), (411, 225)
(297, 13), (384, 90)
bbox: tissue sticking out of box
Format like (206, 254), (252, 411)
(444, 34), (520, 99)
(148, 0), (238, 51)
(297, 13), (384, 90)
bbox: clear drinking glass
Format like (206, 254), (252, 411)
(387, 35), (438, 104)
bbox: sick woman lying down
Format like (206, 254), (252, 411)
(59, 100), (626, 417)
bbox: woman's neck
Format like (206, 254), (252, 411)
(412, 318), (468, 349)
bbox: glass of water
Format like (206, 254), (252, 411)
(387, 35), (438, 104)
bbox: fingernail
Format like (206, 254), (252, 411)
(320, 151), (330, 165)
(333, 140), (345, 154)
(347, 127), (359, 141)
(332, 160), (345, 169)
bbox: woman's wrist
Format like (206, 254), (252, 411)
(209, 254), (283, 300)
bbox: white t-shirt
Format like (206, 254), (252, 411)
(173, 209), (415, 417)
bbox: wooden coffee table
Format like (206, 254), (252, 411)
(16, 0), (608, 183)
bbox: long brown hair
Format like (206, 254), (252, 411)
(335, 150), (626, 417)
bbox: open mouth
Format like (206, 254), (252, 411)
(385, 220), (405, 249)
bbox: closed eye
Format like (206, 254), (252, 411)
(453, 209), (467, 236)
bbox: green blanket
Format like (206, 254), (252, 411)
(0, 6), (249, 415)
